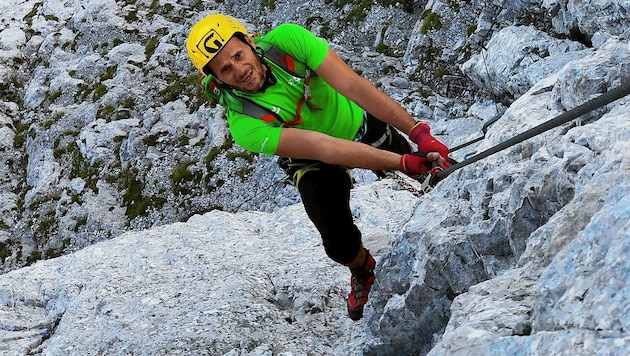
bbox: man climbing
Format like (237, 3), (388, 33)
(185, 13), (451, 320)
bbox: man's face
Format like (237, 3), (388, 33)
(207, 37), (266, 93)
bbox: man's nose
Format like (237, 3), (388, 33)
(233, 62), (248, 76)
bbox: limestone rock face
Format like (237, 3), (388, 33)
(0, 0), (629, 355)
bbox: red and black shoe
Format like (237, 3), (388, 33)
(347, 252), (376, 320)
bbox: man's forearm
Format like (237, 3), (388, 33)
(275, 128), (401, 170)
(349, 76), (418, 134)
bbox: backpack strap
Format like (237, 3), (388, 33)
(200, 41), (319, 127)
(200, 74), (284, 123)
(262, 44), (316, 102)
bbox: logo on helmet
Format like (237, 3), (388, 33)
(197, 29), (225, 59)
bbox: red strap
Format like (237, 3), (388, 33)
(284, 55), (296, 73)
(261, 114), (277, 123)
(283, 97), (305, 127)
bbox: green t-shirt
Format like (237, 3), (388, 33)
(226, 23), (364, 156)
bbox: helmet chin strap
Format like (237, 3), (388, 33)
(253, 45), (276, 93)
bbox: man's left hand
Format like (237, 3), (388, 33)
(408, 122), (451, 168)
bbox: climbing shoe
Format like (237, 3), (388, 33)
(347, 252), (376, 320)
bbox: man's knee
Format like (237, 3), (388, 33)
(322, 225), (362, 264)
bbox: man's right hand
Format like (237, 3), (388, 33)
(400, 151), (441, 176)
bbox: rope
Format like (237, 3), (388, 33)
(436, 79), (630, 180)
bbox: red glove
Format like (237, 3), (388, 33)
(400, 152), (432, 177)
(408, 122), (449, 162)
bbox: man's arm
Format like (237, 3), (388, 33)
(275, 128), (440, 171)
(275, 128), (400, 170)
(314, 48), (418, 135)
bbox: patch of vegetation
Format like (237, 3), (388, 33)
(0, 239), (15, 263)
(0, 75), (24, 107)
(261, 0), (276, 10)
(205, 147), (221, 167)
(96, 104), (116, 119)
(125, 9), (138, 22)
(171, 160), (204, 196)
(121, 97), (135, 108)
(119, 165), (167, 221)
(44, 237), (70, 259)
(237, 167), (253, 179)
(376, 42), (390, 55)
(158, 73), (201, 108)
(380, 65), (395, 75)
(25, 250), (41, 266)
(73, 216), (87, 232)
(420, 10), (442, 34)
(100, 65), (118, 81)
(13, 123), (30, 148)
(328, 0), (414, 24)
(145, 36), (159, 59)
(23, 3), (42, 26)
(171, 160), (196, 183)
(35, 217), (56, 241)
(47, 89), (62, 103)
(143, 132), (163, 146)
(92, 83), (107, 101)
(178, 135), (190, 147)
(67, 142), (99, 193)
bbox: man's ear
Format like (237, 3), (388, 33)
(244, 36), (256, 47)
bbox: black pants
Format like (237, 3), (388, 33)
(279, 114), (412, 264)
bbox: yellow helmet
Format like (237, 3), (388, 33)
(186, 14), (248, 74)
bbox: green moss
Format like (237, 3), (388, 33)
(96, 104), (116, 120)
(237, 167), (253, 179)
(120, 166), (161, 221)
(47, 89), (62, 102)
(0, 240), (13, 262)
(23, 5), (40, 25)
(35, 218), (56, 241)
(13, 123), (29, 148)
(205, 147), (221, 166)
(125, 10), (138, 21)
(178, 135), (190, 147)
(420, 10), (442, 34)
(92, 83), (107, 101)
(143, 133), (161, 146)
(262, 0), (276, 10)
(25, 250), (41, 266)
(67, 142), (99, 193)
(121, 97), (135, 108)
(145, 36), (159, 58)
(100, 65), (117, 81)
(381, 65), (395, 75)
(171, 161), (196, 183)
(13, 133), (26, 148)
(376, 42), (389, 54)
(227, 151), (255, 163)
(73, 216), (87, 232)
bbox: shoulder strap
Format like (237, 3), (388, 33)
(200, 41), (315, 125)
(254, 38), (317, 79)
(201, 75), (283, 123)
